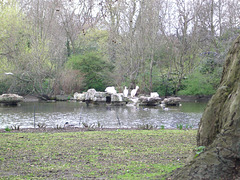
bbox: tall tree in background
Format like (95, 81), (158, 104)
(101, 0), (140, 89)
(0, 0), (35, 94)
(0, 0), (102, 97)
(10, 0), (65, 98)
(1, 0), (240, 96)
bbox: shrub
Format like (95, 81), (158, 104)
(137, 124), (157, 130)
(178, 71), (217, 96)
(53, 69), (84, 94)
(67, 52), (114, 91)
(0, 78), (11, 94)
(177, 124), (183, 130)
(5, 126), (11, 132)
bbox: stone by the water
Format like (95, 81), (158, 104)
(162, 97), (181, 106)
(74, 89), (126, 105)
(73, 92), (86, 101)
(0, 94), (24, 106)
(138, 96), (161, 106)
(85, 89), (97, 101)
(73, 88), (181, 107)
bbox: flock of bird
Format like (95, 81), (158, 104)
(65, 85), (173, 128)
(105, 85), (139, 98)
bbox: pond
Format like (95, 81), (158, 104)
(0, 101), (207, 129)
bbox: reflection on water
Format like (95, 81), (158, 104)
(0, 101), (207, 129)
(179, 102), (206, 113)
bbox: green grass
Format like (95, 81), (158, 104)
(0, 130), (197, 179)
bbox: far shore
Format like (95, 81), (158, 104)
(22, 94), (212, 103)
(0, 127), (198, 133)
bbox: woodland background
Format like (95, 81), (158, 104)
(1, 0), (240, 98)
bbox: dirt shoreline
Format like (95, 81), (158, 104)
(0, 127), (141, 133)
(0, 127), (192, 133)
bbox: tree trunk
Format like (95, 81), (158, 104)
(169, 35), (240, 179)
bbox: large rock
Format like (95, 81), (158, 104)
(162, 97), (181, 106)
(73, 92), (86, 101)
(127, 97), (139, 106)
(138, 96), (161, 106)
(93, 92), (107, 102)
(73, 89), (126, 105)
(109, 93), (126, 105)
(111, 93), (123, 102)
(85, 89), (97, 101)
(0, 94), (24, 106)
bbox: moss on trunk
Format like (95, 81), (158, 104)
(169, 35), (240, 179)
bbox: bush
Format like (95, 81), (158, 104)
(0, 78), (11, 94)
(53, 69), (84, 94)
(67, 52), (114, 91)
(152, 78), (176, 96)
(178, 71), (217, 96)
(137, 66), (176, 96)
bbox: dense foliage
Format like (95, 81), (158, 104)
(178, 71), (216, 96)
(67, 52), (114, 91)
(1, 0), (239, 97)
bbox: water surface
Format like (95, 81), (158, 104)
(0, 101), (207, 129)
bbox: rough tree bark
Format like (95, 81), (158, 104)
(169, 35), (240, 179)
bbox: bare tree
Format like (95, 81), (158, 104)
(0, 0), (101, 98)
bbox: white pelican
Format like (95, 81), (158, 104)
(131, 85), (139, 97)
(123, 86), (128, 97)
(105, 86), (117, 94)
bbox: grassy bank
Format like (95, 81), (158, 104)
(0, 130), (196, 179)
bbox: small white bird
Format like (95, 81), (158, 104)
(123, 86), (128, 97)
(150, 92), (159, 98)
(131, 85), (139, 97)
(105, 86), (117, 94)
(5, 72), (14, 75)
(163, 106), (169, 111)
